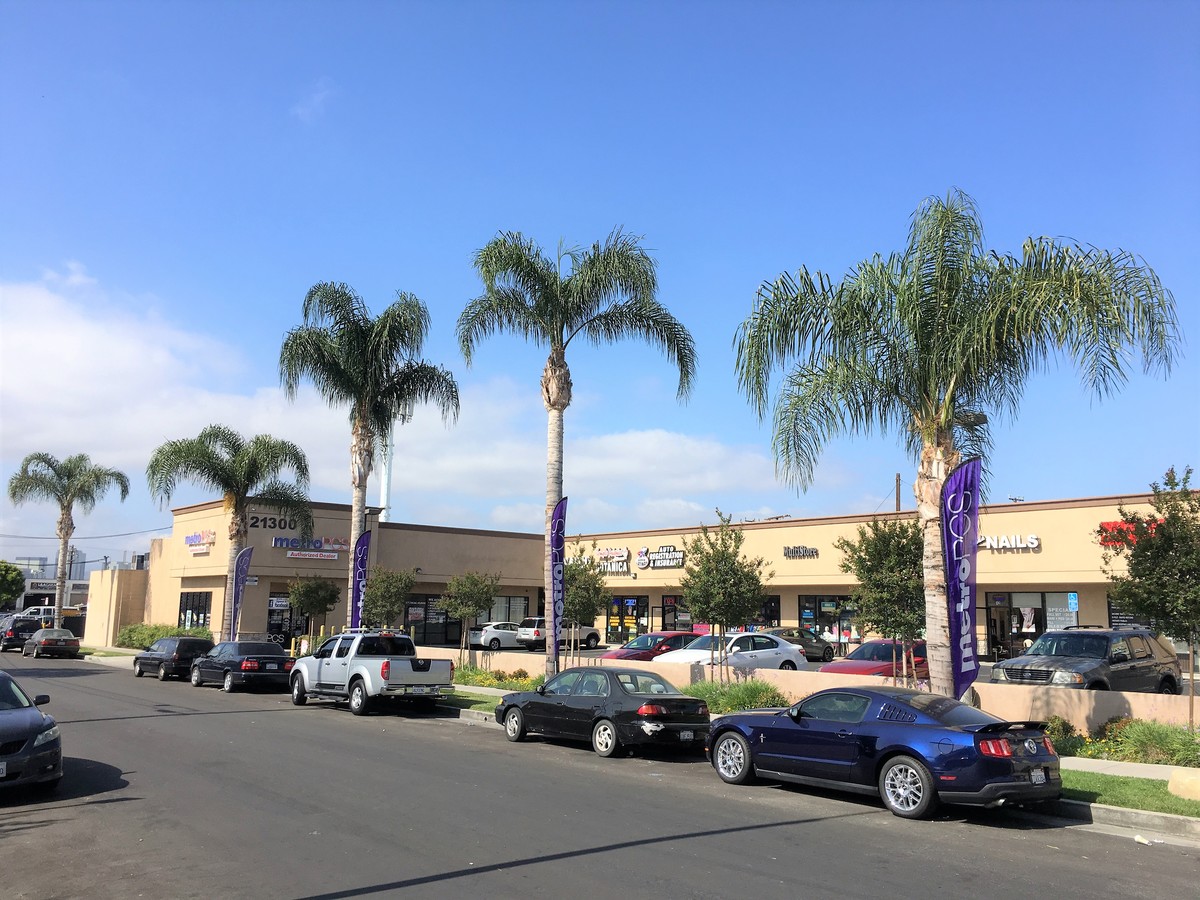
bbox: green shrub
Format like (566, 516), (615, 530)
(454, 665), (544, 692)
(115, 623), (213, 649)
(1043, 715), (1086, 757)
(682, 679), (789, 714)
(1104, 719), (1200, 767)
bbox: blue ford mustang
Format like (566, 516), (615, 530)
(706, 685), (1060, 818)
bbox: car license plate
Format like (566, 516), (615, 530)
(265, 663), (278, 670)
(0, 761), (5, 777)
(1031, 768), (1046, 785)
(680, 730), (694, 742)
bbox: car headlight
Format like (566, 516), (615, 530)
(991, 667), (1008, 681)
(1052, 670), (1084, 685)
(34, 723), (60, 747)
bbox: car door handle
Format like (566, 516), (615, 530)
(836, 730), (852, 739)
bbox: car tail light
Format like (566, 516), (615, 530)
(450, 661), (455, 680)
(5, 629), (13, 638)
(697, 703), (709, 716)
(636, 704), (670, 716)
(381, 659), (391, 680)
(978, 738), (1012, 757)
(1043, 736), (1057, 756)
(533, 629), (541, 638)
(284, 659), (294, 672)
(241, 659), (260, 671)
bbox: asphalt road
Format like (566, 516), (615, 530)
(1, 654), (1196, 900)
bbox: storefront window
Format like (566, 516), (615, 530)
(608, 596), (647, 643)
(178, 592), (212, 629)
(485, 596), (529, 624)
(267, 594), (307, 645)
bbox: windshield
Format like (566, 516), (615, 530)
(38, 629), (74, 639)
(1026, 633), (1108, 659)
(623, 635), (659, 650)
(0, 677), (33, 711)
(847, 642), (904, 662)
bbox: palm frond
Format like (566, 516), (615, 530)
(576, 299), (697, 400)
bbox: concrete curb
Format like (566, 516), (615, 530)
(1029, 798), (1200, 840)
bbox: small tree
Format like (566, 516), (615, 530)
(563, 543), (609, 666)
(835, 519), (924, 683)
(1100, 465), (1200, 730)
(288, 576), (341, 649)
(442, 571), (501, 664)
(0, 561), (25, 611)
(679, 511), (772, 682)
(360, 567), (416, 630)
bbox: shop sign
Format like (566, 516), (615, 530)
(977, 533), (1039, 551)
(272, 536), (351, 552)
(595, 547), (630, 575)
(268, 598), (290, 610)
(30, 581), (56, 591)
(819, 600), (838, 612)
(184, 529), (218, 554)
(783, 545), (819, 560)
(285, 550), (339, 560)
(637, 545), (685, 569)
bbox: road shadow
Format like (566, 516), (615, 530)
(0, 756), (131, 818)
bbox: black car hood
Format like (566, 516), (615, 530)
(998, 654), (1102, 673)
(0, 706), (53, 741)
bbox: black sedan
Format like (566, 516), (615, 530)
(22, 628), (81, 659)
(190, 641), (294, 692)
(707, 686), (1060, 819)
(0, 670), (62, 793)
(496, 667), (710, 757)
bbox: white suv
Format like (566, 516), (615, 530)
(516, 617), (601, 651)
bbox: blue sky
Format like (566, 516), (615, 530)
(2, 1), (1197, 572)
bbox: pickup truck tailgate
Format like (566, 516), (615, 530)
(384, 657), (454, 694)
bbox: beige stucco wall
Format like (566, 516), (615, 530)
(83, 568), (148, 647)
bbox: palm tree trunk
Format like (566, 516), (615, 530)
(224, 511), (245, 640)
(54, 509), (73, 629)
(916, 436), (959, 696)
(544, 405), (564, 679)
(348, 416), (373, 629)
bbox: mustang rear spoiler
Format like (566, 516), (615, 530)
(970, 721), (1048, 733)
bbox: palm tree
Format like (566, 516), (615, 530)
(458, 229), (697, 677)
(280, 283), (460, 625)
(8, 453), (130, 627)
(146, 426), (313, 639)
(735, 189), (1180, 697)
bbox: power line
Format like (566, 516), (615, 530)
(0, 525), (172, 540)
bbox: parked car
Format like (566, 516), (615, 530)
(0, 670), (62, 793)
(468, 622), (521, 651)
(134, 637), (215, 680)
(1, 617), (43, 652)
(190, 641), (295, 692)
(516, 617), (601, 651)
(991, 626), (1181, 693)
(819, 639), (928, 680)
(21, 629), (81, 659)
(496, 666), (709, 757)
(601, 631), (699, 661)
(707, 685), (1060, 819)
(768, 626), (836, 662)
(655, 632), (806, 670)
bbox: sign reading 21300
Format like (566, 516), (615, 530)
(249, 515), (299, 530)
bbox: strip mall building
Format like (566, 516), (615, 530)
(84, 492), (1154, 660)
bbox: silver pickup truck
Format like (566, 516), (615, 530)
(289, 629), (454, 716)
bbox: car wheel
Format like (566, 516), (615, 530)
(33, 646), (41, 658)
(222, 671), (236, 693)
(823, 647), (835, 662)
(879, 755), (937, 819)
(157, 663), (169, 681)
(586, 634), (599, 650)
(489, 638), (502, 651)
(1160, 679), (1178, 694)
(291, 675), (308, 706)
(592, 719), (620, 758)
(713, 732), (755, 784)
(134, 662), (144, 677)
(190, 667), (204, 686)
(504, 706), (526, 742)
(349, 680), (371, 716)
(780, 660), (797, 670)
(22, 646), (30, 657)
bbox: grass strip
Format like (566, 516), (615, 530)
(439, 692), (502, 714)
(1061, 769), (1200, 819)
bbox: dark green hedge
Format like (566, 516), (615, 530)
(115, 623), (214, 649)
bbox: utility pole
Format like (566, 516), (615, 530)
(895, 473), (901, 512)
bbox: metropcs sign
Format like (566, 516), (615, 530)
(272, 536), (351, 552)
(184, 530), (217, 554)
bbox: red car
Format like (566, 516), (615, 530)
(600, 631), (699, 661)
(819, 639), (929, 680)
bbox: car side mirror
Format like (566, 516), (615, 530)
(1111, 651), (1129, 664)
(536, 685), (546, 695)
(34, 694), (50, 705)
(143, 646), (152, 651)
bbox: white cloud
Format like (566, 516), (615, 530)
(291, 77), (334, 123)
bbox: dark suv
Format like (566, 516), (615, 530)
(133, 637), (215, 680)
(1, 617), (43, 652)
(991, 626), (1180, 693)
